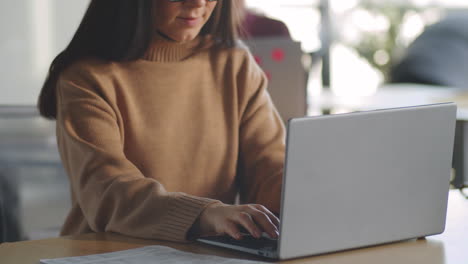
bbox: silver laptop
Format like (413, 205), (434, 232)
(197, 103), (457, 260)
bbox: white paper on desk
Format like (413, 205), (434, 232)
(39, 245), (267, 264)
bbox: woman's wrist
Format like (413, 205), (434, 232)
(186, 217), (201, 240)
(187, 201), (224, 240)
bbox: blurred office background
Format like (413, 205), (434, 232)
(1, 0), (468, 242)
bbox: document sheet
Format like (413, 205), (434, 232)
(39, 245), (267, 264)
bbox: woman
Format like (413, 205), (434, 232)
(38, 0), (285, 242)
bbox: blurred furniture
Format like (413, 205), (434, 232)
(0, 106), (69, 241)
(244, 37), (308, 122)
(1, 189), (466, 263)
(309, 84), (468, 191)
(0, 168), (23, 242)
(391, 12), (468, 89)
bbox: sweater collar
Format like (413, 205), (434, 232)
(143, 33), (204, 62)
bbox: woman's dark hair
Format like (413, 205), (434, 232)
(38, 0), (240, 119)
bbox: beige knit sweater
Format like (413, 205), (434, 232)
(56, 35), (285, 242)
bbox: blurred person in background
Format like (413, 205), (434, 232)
(391, 12), (468, 89)
(238, 0), (291, 39)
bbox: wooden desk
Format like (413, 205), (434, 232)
(1, 190), (466, 264)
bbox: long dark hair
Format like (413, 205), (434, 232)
(38, 0), (240, 119)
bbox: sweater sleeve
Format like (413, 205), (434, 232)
(236, 51), (286, 214)
(55, 64), (218, 242)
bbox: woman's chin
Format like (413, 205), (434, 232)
(171, 31), (200, 43)
(177, 36), (197, 43)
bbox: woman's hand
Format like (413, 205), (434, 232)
(190, 203), (280, 240)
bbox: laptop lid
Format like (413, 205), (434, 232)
(278, 103), (456, 259)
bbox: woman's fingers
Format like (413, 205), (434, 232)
(255, 205), (280, 228)
(196, 203), (281, 240)
(244, 206), (278, 238)
(224, 221), (242, 240)
(235, 212), (263, 238)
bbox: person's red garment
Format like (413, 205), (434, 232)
(240, 11), (291, 39)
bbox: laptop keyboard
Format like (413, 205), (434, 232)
(200, 233), (278, 251)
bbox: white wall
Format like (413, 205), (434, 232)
(0, 0), (88, 105)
